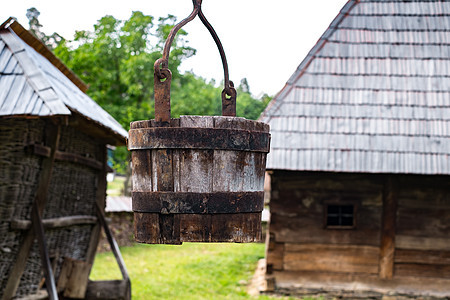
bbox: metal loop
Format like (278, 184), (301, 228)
(154, 0), (237, 118)
(154, 58), (168, 79)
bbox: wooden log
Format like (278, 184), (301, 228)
(266, 241), (284, 273)
(396, 235), (450, 251)
(2, 121), (60, 300)
(394, 263), (450, 278)
(395, 249), (450, 265)
(379, 176), (398, 279)
(10, 215), (98, 230)
(271, 270), (450, 297)
(396, 206), (450, 238)
(269, 213), (381, 246)
(283, 244), (379, 274)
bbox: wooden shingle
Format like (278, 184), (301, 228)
(260, 0), (450, 175)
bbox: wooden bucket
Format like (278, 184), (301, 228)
(128, 115), (270, 244)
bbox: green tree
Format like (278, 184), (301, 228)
(26, 7), (63, 49)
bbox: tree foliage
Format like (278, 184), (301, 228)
(31, 9), (271, 173)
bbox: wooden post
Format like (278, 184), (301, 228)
(2, 120), (61, 300)
(379, 176), (398, 279)
(85, 146), (107, 265)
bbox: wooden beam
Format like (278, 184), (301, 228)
(95, 202), (131, 299)
(379, 176), (398, 279)
(85, 280), (129, 300)
(2, 121), (61, 300)
(11, 215), (98, 230)
(27, 143), (104, 170)
(85, 146), (107, 265)
(31, 201), (58, 300)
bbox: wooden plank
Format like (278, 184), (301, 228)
(57, 257), (92, 298)
(131, 150), (152, 192)
(11, 215), (97, 230)
(283, 244), (379, 274)
(269, 213), (381, 246)
(85, 146), (107, 266)
(31, 201), (58, 300)
(396, 206), (450, 238)
(396, 235), (450, 251)
(266, 241), (284, 273)
(179, 150), (213, 193)
(272, 270), (450, 297)
(134, 212), (160, 244)
(394, 263), (450, 278)
(2, 121), (60, 300)
(85, 280), (129, 300)
(95, 202), (131, 299)
(379, 176), (398, 279)
(395, 249), (450, 265)
(55, 151), (103, 170)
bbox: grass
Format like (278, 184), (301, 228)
(90, 243), (295, 300)
(106, 175), (126, 196)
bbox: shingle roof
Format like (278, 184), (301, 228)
(260, 0), (450, 175)
(0, 19), (127, 142)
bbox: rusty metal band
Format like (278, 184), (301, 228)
(132, 191), (264, 214)
(128, 127), (270, 152)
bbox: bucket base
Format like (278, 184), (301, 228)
(134, 212), (262, 244)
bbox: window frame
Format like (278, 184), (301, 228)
(324, 202), (357, 230)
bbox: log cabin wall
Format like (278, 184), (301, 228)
(395, 176), (450, 279)
(266, 170), (450, 295)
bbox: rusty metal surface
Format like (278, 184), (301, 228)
(132, 191), (264, 214)
(153, 68), (172, 126)
(128, 127), (270, 152)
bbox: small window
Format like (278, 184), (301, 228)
(326, 204), (355, 228)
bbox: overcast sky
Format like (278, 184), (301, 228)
(2, 0), (348, 97)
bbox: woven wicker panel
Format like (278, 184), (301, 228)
(0, 118), (44, 297)
(58, 124), (102, 162)
(0, 120), (105, 298)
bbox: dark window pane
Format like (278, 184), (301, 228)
(326, 204), (354, 227)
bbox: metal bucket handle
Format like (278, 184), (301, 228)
(153, 0), (237, 126)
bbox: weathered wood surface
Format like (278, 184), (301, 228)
(379, 177), (398, 279)
(266, 171), (450, 296)
(2, 121), (60, 300)
(130, 116), (269, 244)
(85, 146), (107, 272)
(265, 233), (284, 273)
(395, 263), (450, 278)
(272, 270), (450, 298)
(27, 143), (104, 170)
(57, 257), (91, 298)
(396, 235), (450, 251)
(395, 249), (450, 265)
(283, 244), (379, 274)
(11, 215), (97, 230)
(85, 280), (129, 300)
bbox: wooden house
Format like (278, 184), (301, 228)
(260, 0), (450, 298)
(0, 19), (130, 299)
